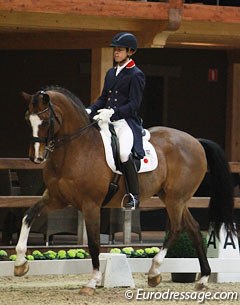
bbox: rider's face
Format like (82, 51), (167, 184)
(113, 47), (129, 65)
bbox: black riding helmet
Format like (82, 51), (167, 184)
(110, 32), (137, 51)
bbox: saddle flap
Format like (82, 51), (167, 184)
(99, 123), (158, 174)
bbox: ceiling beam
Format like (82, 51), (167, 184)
(0, 1), (240, 49)
(183, 3), (240, 23)
(167, 20), (240, 48)
(0, 0), (169, 24)
(0, 1), (239, 25)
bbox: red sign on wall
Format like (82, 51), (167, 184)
(208, 68), (218, 82)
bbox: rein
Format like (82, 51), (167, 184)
(52, 120), (98, 150)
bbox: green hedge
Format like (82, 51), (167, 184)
(0, 247), (162, 261)
(0, 249), (90, 261)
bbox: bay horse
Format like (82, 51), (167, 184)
(15, 86), (235, 294)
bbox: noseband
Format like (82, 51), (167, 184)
(30, 92), (97, 156)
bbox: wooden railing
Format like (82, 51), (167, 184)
(0, 158), (43, 170)
(0, 158), (43, 208)
(139, 161), (240, 210)
(1, 158), (240, 244)
(0, 158), (240, 209)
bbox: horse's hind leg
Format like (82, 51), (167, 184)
(182, 208), (211, 290)
(148, 200), (184, 287)
(14, 191), (48, 276)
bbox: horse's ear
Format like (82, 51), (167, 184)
(21, 92), (32, 104)
(42, 93), (50, 105)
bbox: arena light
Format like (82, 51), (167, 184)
(179, 42), (226, 47)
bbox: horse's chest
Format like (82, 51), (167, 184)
(57, 178), (75, 202)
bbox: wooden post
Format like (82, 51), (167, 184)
(226, 63), (240, 161)
(91, 48), (113, 102)
(123, 210), (132, 244)
(77, 211), (88, 245)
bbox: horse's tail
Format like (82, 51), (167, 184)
(198, 138), (235, 237)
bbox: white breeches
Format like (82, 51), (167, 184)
(112, 119), (133, 163)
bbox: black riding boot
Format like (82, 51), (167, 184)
(121, 156), (140, 210)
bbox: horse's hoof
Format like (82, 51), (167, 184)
(79, 287), (95, 296)
(148, 274), (162, 287)
(195, 282), (208, 291)
(14, 262), (29, 277)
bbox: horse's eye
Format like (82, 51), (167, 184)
(25, 119), (31, 127)
(25, 111), (29, 120)
(42, 120), (49, 127)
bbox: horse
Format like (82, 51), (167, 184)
(15, 85), (235, 294)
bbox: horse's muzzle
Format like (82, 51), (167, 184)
(29, 156), (46, 164)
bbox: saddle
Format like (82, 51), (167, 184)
(98, 121), (158, 206)
(100, 123), (158, 175)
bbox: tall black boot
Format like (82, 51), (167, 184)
(121, 156), (140, 210)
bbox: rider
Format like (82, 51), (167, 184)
(86, 32), (146, 210)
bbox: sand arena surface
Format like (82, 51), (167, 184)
(0, 273), (240, 305)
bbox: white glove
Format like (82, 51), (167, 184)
(85, 108), (92, 114)
(93, 108), (114, 122)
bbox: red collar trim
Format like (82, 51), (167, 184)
(126, 59), (135, 69)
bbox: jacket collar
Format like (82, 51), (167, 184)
(126, 59), (135, 69)
(114, 59), (135, 71)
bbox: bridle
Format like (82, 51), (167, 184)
(30, 101), (60, 153)
(30, 92), (97, 156)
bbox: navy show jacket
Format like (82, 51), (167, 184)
(89, 60), (146, 159)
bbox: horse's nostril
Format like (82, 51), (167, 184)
(33, 157), (44, 164)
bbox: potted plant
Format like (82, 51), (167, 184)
(164, 231), (207, 283)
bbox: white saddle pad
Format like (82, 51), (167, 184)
(100, 127), (158, 174)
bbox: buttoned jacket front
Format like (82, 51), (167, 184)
(89, 60), (145, 158)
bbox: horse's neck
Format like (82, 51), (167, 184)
(48, 126), (102, 176)
(53, 105), (102, 158)
(54, 99), (87, 135)
(46, 96), (103, 173)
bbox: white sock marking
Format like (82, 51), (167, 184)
(15, 216), (31, 267)
(148, 248), (167, 278)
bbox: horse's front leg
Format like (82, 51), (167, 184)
(14, 190), (49, 276)
(79, 205), (101, 295)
